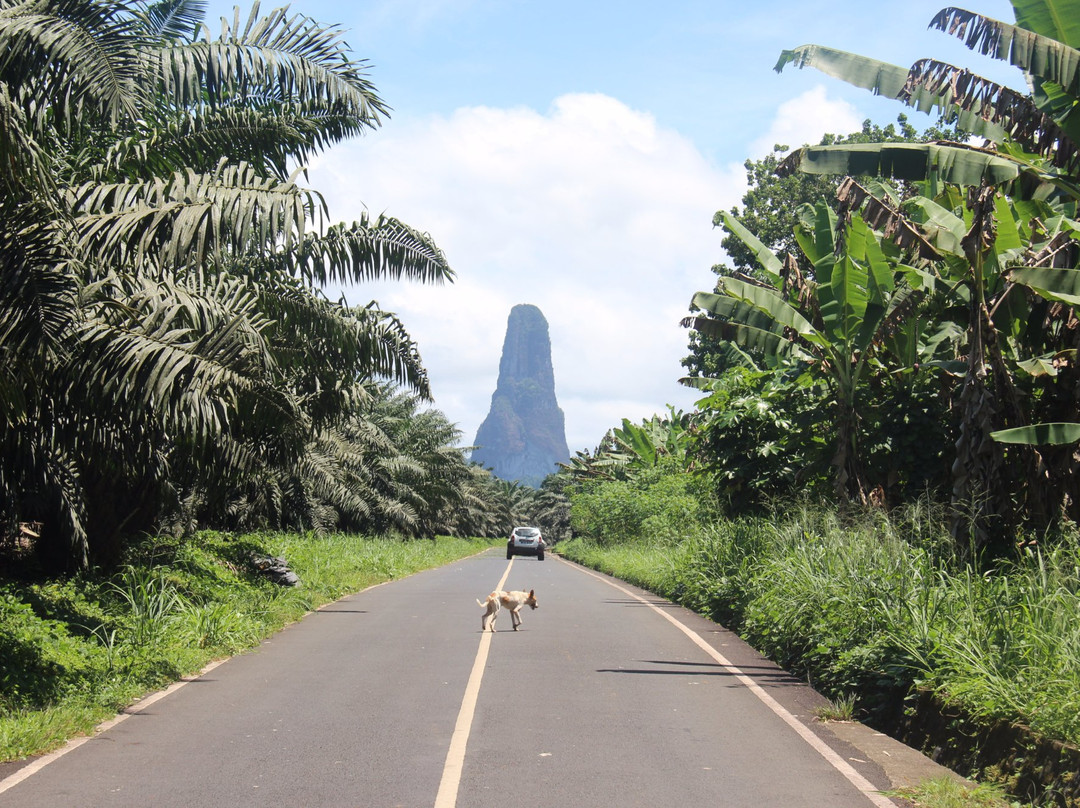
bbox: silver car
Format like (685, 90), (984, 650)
(507, 526), (545, 560)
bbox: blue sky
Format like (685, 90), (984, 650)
(204, 0), (1019, 453)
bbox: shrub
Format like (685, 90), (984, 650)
(568, 466), (710, 545)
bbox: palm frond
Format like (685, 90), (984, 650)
(68, 161), (321, 270)
(0, 421), (90, 569)
(281, 215), (455, 288)
(101, 105), (374, 180)
(0, 213), (80, 362)
(137, 0), (205, 42)
(74, 275), (301, 445)
(0, 0), (146, 126)
(350, 304), (431, 397)
(155, 3), (387, 122)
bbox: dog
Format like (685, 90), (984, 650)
(476, 589), (538, 632)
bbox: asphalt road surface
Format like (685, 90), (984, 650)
(0, 549), (947, 807)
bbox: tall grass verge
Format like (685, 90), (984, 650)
(559, 507), (1080, 749)
(0, 531), (494, 762)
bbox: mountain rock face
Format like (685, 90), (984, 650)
(471, 304), (570, 487)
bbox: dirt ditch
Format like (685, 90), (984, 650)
(882, 689), (1080, 807)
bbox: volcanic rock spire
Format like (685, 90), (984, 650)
(471, 304), (570, 487)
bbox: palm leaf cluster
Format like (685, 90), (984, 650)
(688, 0), (1080, 554)
(0, 0), (479, 570)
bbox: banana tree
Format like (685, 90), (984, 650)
(773, 0), (1080, 551)
(776, 1), (1080, 201)
(560, 409), (693, 482)
(685, 198), (925, 501)
(611, 409), (693, 470)
(989, 244), (1080, 519)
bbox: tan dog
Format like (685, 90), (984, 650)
(476, 589), (538, 632)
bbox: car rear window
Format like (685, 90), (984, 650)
(516, 528), (539, 537)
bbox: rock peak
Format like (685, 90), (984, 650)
(471, 305), (570, 487)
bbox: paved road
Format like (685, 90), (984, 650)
(0, 550), (944, 807)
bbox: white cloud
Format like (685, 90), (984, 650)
(308, 93), (744, 453)
(748, 85), (863, 158)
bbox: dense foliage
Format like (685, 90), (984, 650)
(0, 0), (517, 572)
(683, 0), (1080, 558)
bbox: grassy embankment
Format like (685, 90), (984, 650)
(558, 505), (1080, 806)
(0, 531), (494, 763)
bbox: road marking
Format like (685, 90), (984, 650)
(0, 659), (229, 796)
(0, 572), (410, 797)
(563, 558), (897, 808)
(433, 558), (514, 808)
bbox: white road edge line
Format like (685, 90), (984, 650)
(0, 567), (431, 797)
(0, 658), (229, 796)
(562, 558), (897, 808)
(433, 558), (514, 808)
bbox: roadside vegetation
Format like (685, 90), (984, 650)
(554, 5), (1080, 801)
(557, 472), (1080, 805)
(0, 531), (494, 762)
(558, 504), (1080, 748)
(887, 777), (1015, 808)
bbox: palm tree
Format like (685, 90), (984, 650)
(0, 0), (455, 570)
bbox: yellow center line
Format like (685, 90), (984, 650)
(433, 558), (513, 808)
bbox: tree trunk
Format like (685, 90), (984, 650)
(832, 393), (867, 504)
(950, 184), (1007, 560)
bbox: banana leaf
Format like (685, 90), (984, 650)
(775, 45), (909, 96)
(903, 56), (1080, 171)
(931, 6), (1080, 92)
(775, 44), (1008, 141)
(718, 212), (783, 284)
(792, 200), (837, 266)
(1009, 266), (1080, 305)
(690, 291), (792, 336)
(816, 252), (869, 346)
(993, 194), (1025, 258)
(991, 422), (1080, 444)
(1012, 0), (1080, 48)
(713, 278), (823, 343)
(1016, 355), (1060, 377)
(783, 142), (1021, 185)
(683, 315), (811, 361)
(779, 142), (1073, 201)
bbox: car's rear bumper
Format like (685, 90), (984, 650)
(508, 545), (544, 556)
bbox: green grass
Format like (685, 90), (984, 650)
(0, 531), (495, 762)
(886, 776), (1016, 808)
(813, 692), (857, 722)
(558, 508), (1080, 749)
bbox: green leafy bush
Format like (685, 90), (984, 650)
(568, 462), (711, 545)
